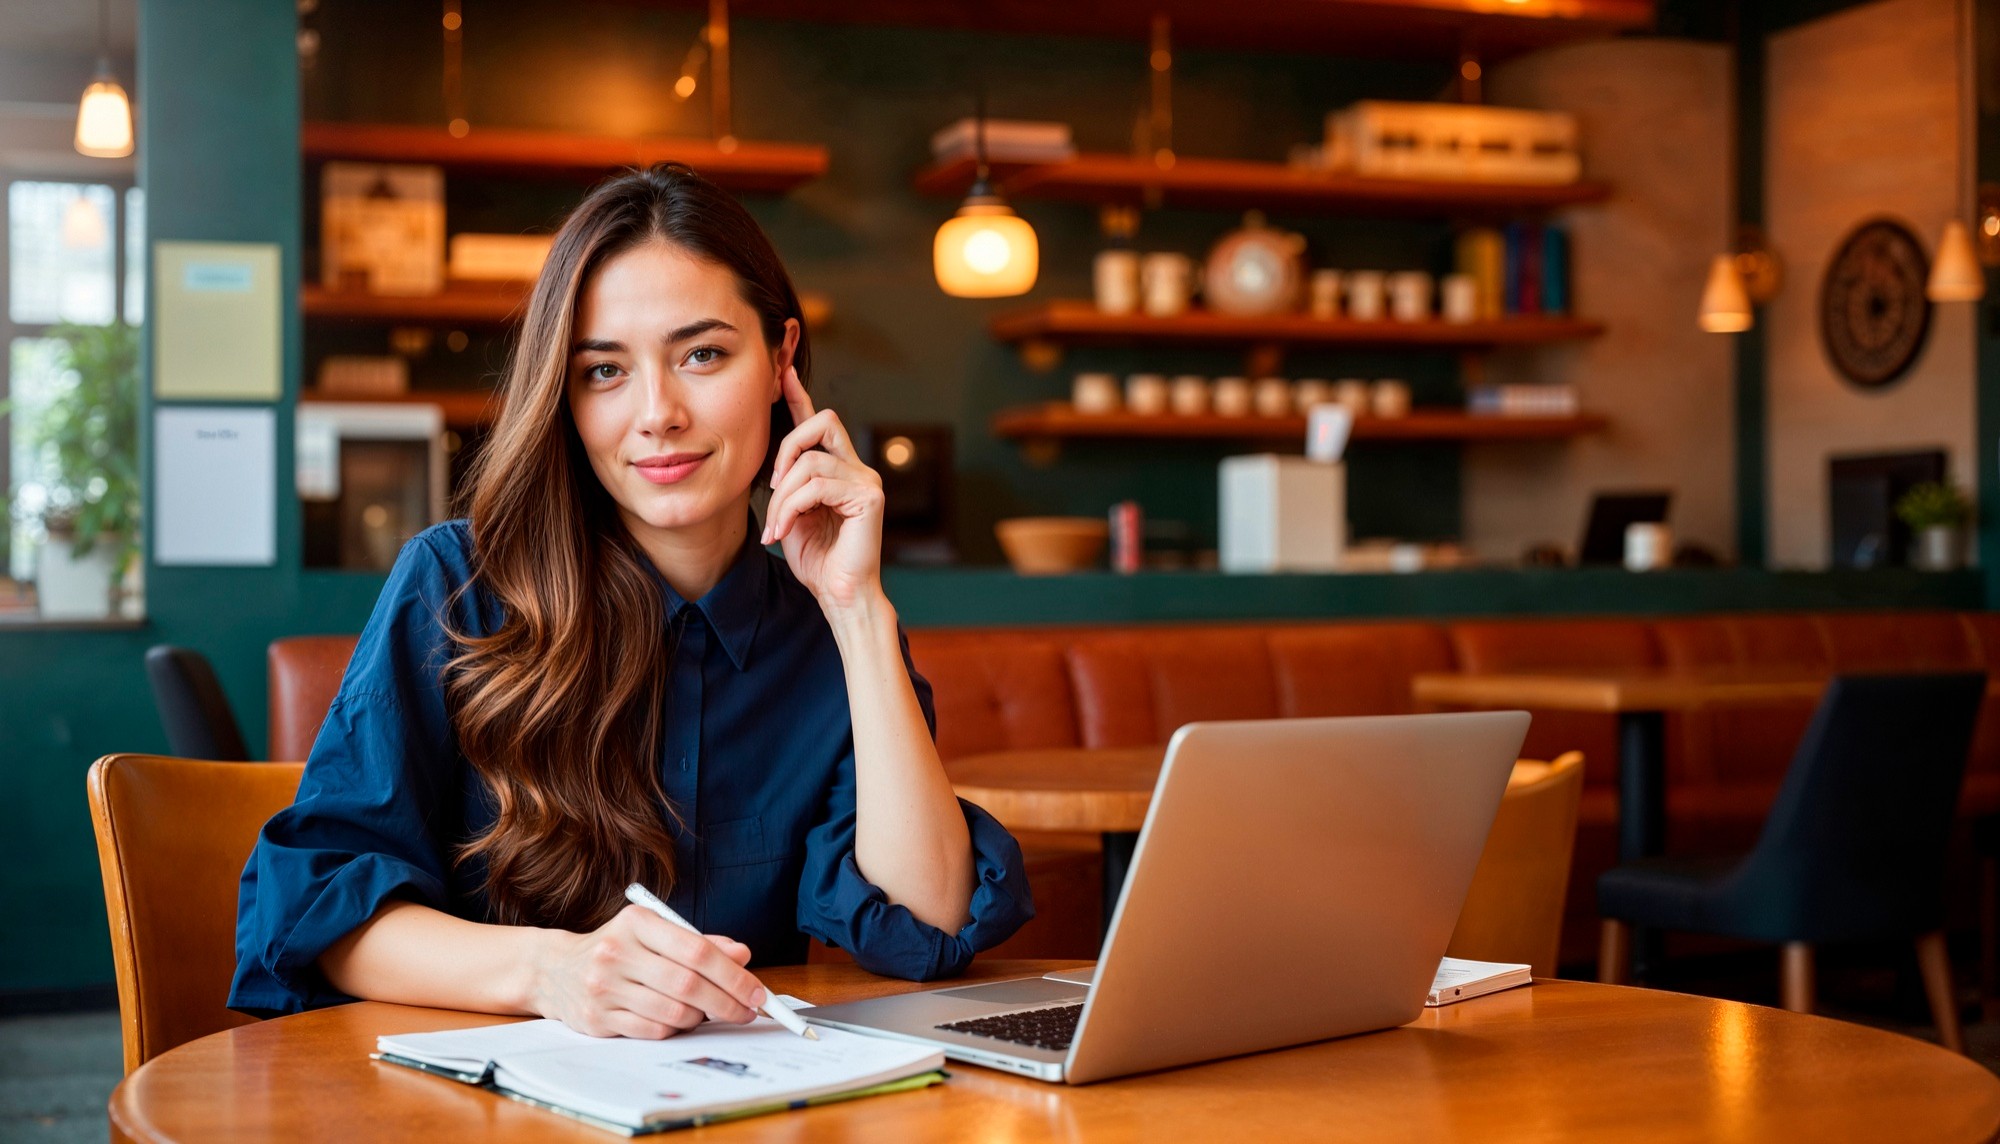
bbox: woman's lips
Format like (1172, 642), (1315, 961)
(633, 453), (709, 485)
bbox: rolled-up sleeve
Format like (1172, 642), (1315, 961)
(795, 629), (1035, 979)
(228, 531), (470, 1017)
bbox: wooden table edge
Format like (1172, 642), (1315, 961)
(106, 967), (2000, 1144)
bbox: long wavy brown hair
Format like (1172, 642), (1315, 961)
(446, 164), (810, 931)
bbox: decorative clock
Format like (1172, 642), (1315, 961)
(1819, 218), (1931, 390)
(1204, 211), (1306, 317)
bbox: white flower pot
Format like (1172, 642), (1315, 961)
(1913, 525), (1963, 572)
(36, 533), (118, 619)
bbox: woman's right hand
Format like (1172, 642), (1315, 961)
(528, 903), (765, 1038)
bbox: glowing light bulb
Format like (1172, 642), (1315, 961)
(74, 76), (133, 159)
(963, 228), (1014, 274)
(933, 202), (1038, 298)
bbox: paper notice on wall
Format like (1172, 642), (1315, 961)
(154, 406), (276, 566)
(153, 240), (282, 400)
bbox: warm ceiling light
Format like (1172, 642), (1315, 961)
(1928, 219), (1985, 302)
(933, 98), (1039, 298)
(74, 0), (132, 159)
(935, 200), (1038, 297)
(1698, 253), (1753, 333)
(75, 76), (133, 158)
(61, 195), (108, 249)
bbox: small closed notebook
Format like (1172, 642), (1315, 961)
(1426, 958), (1533, 1007)
(375, 1010), (945, 1136)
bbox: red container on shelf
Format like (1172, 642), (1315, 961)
(1109, 500), (1144, 574)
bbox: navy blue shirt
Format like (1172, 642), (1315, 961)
(229, 517), (1032, 1017)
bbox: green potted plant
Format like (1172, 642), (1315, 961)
(15, 322), (141, 617)
(1895, 480), (1972, 572)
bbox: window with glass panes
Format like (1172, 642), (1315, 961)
(3, 179), (144, 584)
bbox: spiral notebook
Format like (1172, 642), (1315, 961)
(375, 1005), (945, 1136)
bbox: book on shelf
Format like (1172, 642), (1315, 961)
(1455, 227), (1506, 320)
(1542, 226), (1571, 314)
(1466, 384), (1580, 417)
(930, 118), (1075, 165)
(374, 1008), (945, 1136)
(1461, 223), (1571, 320)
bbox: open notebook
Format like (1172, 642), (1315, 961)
(375, 1007), (945, 1135)
(1426, 958), (1532, 1007)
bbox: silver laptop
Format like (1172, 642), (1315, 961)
(804, 711), (1530, 1084)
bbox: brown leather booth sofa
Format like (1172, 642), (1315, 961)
(269, 610), (2000, 968)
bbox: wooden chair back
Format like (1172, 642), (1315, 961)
(86, 754), (304, 1073)
(1446, 751), (1586, 977)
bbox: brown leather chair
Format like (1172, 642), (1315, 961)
(1446, 751), (1586, 977)
(86, 754), (304, 1073)
(267, 635), (358, 760)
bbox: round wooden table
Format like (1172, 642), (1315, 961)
(110, 960), (2000, 1143)
(946, 747), (1163, 926)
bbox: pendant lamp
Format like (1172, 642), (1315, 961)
(1928, 0), (1985, 302)
(1697, 254), (1753, 333)
(61, 195), (108, 250)
(933, 96), (1038, 298)
(74, 0), (133, 159)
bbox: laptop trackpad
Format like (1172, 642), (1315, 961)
(934, 978), (1087, 1006)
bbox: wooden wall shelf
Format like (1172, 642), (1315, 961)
(302, 283), (528, 325)
(989, 300), (1604, 350)
(700, 0), (1654, 62)
(299, 389), (499, 428)
(992, 402), (1606, 443)
(915, 153), (1609, 217)
(302, 122), (828, 190)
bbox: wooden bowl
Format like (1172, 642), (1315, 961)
(995, 517), (1108, 575)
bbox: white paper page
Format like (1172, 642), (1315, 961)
(377, 1018), (595, 1073)
(1431, 957), (1530, 991)
(493, 1018), (941, 1128)
(153, 406), (276, 565)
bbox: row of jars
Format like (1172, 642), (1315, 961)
(1072, 372), (1414, 419)
(1096, 252), (1481, 324)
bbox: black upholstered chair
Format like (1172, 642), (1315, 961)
(144, 645), (251, 761)
(1597, 671), (1985, 1054)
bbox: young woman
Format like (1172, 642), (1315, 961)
(230, 165), (1032, 1037)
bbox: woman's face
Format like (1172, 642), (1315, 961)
(567, 240), (797, 539)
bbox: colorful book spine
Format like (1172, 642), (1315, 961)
(1501, 222), (1524, 315)
(1542, 225), (1570, 315)
(1519, 223), (1543, 315)
(1456, 227), (1504, 320)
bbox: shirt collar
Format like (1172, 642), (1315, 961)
(654, 513), (770, 673)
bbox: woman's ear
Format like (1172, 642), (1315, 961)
(769, 317), (801, 402)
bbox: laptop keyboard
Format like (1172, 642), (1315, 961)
(936, 1003), (1084, 1052)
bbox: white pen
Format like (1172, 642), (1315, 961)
(623, 883), (818, 1041)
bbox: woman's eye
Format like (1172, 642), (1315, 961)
(585, 362), (621, 383)
(686, 346), (725, 367)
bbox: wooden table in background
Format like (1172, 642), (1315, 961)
(1411, 670), (1832, 863)
(110, 959), (2000, 1143)
(1413, 669), (1835, 980)
(947, 746), (1163, 928)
